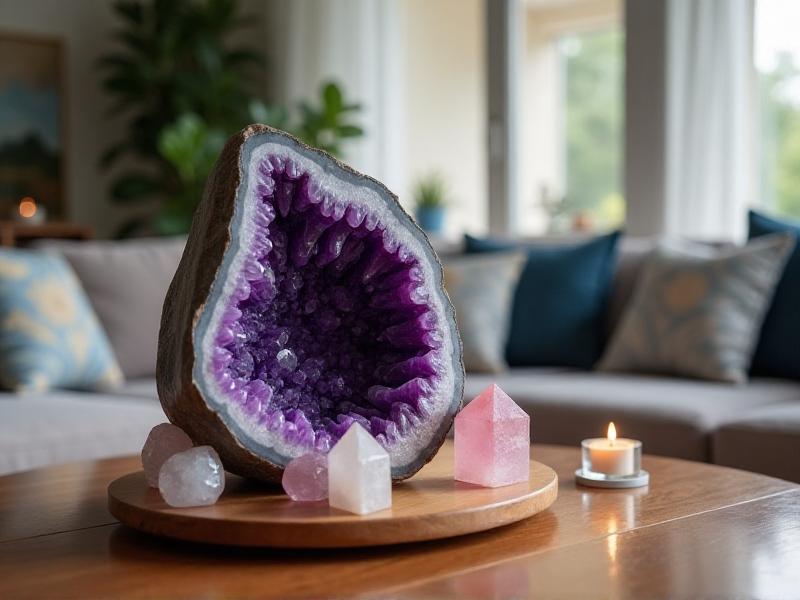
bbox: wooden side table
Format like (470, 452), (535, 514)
(0, 221), (94, 247)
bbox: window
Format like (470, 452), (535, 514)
(561, 28), (624, 232)
(519, 1), (624, 235)
(755, 0), (800, 219)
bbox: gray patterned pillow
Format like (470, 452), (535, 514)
(599, 233), (795, 383)
(444, 252), (526, 373)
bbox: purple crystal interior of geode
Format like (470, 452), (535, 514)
(206, 155), (449, 462)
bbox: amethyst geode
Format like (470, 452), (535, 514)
(157, 125), (464, 482)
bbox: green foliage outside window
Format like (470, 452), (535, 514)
(759, 53), (800, 219)
(559, 28), (625, 231)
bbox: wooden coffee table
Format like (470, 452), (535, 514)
(1, 443), (799, 599)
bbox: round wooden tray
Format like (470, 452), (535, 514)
(108, 443), (558, 548)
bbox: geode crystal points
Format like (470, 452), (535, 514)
(157, 125), (464, 482)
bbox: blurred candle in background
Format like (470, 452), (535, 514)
(15, 197), (47, 224)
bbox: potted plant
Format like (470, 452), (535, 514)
(413, 173), (448, 235)
(98, 0), (363, 237)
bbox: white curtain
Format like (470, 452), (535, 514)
(665, 0), (755, 241)
(270, 0), (406, 194)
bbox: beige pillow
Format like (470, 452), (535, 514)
(36, 237), (185, 378)
(599, 233), (795, 383)
(443, 252), (526, 373)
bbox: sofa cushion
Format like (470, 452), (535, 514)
(109, 377), (159, 400)
(713, 403), (800, 483)
(464, 369), (800, 461)
(36, 237), (185, 378)
(0, 249), (123, 392)
(443, 251), (526, 372)
(748, 210), (800, 379)
(464, 231), (620, 368)
(606, 236), (656, 337)
(599, 234), (794, 383)
(0, 388), (165, 476)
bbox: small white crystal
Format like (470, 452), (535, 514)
(158, 446), (225, 507)
(328, 423), (391, 515)
(277, 348), (297, 371)
(290, 272), (304, 290)
(277, 329), (290, 347)
(141, 423), (193, 487)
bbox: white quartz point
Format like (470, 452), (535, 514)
(327, 423), (392, 515)
(158, 446), (225, 508)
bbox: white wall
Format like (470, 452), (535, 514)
(263, 0), (407, 196)
(265, 0), (487, 238)
(402, 0), (487, 237)
(624, 0), (668, 237)
(0, 0), (267, 237)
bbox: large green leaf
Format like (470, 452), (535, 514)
(99, 140), (136, 169)
(154, 202), (195, 235)
(338, 124), (364, 138)
(323, 82), (343, 115)
(114, 215), (151, 239)
(225, 48), (264, 67)
(114, 1), (144, 24)
(111, 172), (162, 202)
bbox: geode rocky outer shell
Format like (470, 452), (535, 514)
(157, 125), (464, 482)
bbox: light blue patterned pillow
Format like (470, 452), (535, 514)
(0, 249), (124, 392)
(599, 234), (795, 383)
(444, 252), (527, 373)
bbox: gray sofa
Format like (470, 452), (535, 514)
(1, 237), (798, 482)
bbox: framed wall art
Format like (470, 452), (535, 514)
(0, 31), (66, 218)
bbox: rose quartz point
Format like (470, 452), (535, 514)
(282, 453), (329, 501)
(141, 423), (194, 487)
(454, 383), (530, 488)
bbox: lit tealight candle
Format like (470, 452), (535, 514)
(581, 422), (641, 477)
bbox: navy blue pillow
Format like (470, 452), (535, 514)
(748, 210), (800, 378)
(464, 231), (620, 368)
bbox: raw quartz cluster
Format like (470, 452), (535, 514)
(159, 446), (225, 508)
(141, 423), (225, 508)
(454, 384), (530, 488)
(282, 422), (391, 514)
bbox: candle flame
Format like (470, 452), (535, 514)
(19, 197), (37, 219)
(607, 421), (617, 442)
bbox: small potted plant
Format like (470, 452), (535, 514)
(414, 173), (448, 235)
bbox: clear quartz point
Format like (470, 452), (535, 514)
(276, 348), (298, 371)
(328, 423), (391, 514)
(158, 446), (225, 507)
